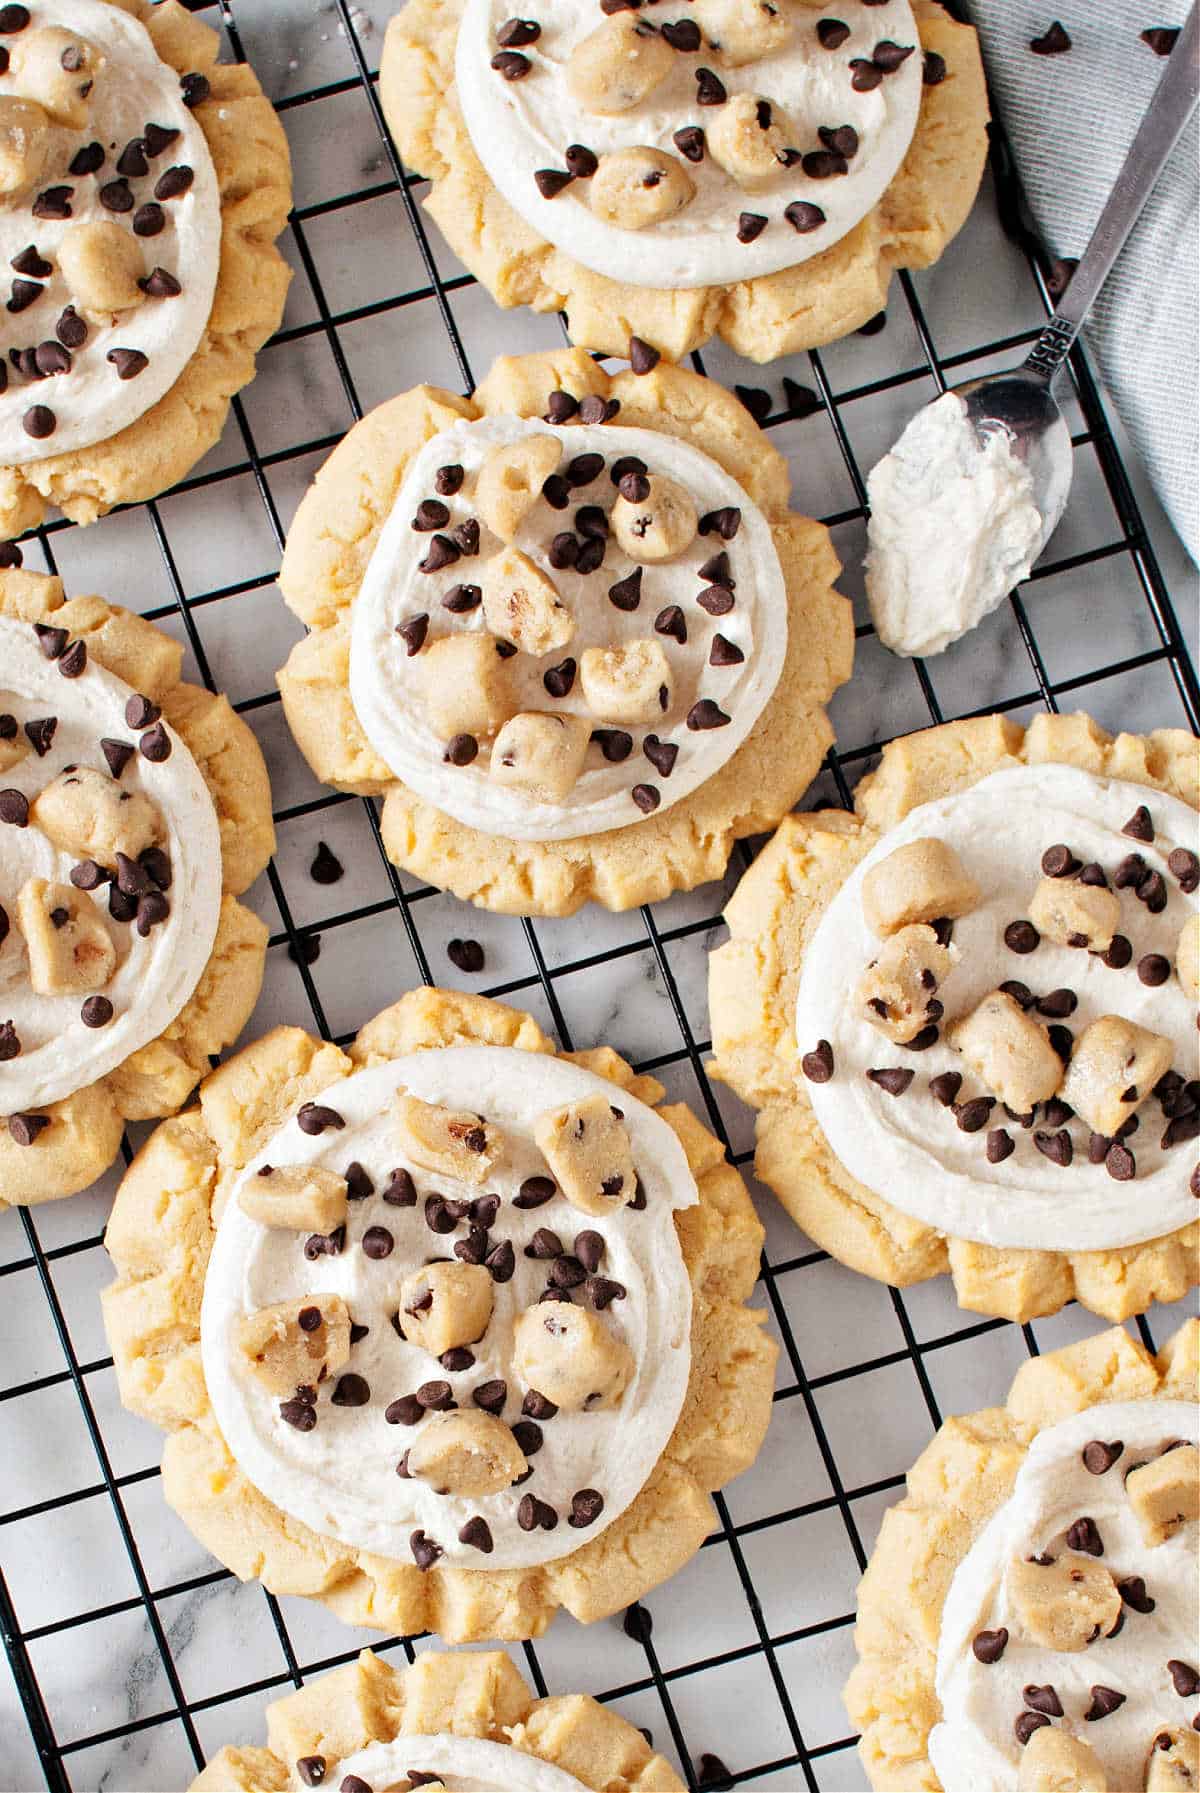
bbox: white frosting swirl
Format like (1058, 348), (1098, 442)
(0, 0), (220, 463)
(456, 0), (923, 289)
(336, 1735), (590, 1793)
(349, 414), (787, 842)
(794, 764), (1197, 1252)
(0, 616), (221, 1113)
(201, 1047), (697, 1572)
(930, 1401), (1199, 1793)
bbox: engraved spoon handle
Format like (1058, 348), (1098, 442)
(1023, 2), (1199, 382)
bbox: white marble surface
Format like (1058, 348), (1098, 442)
(0, 2), (1196, 1790)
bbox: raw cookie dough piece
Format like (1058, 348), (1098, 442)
(419, 633), (516, 739)
(1060, 1016), (1174, 1139)
(862, 837), (980, 936)
(1020, 1727), (1107, 1793)
(578, 640), (673, 726)
(480, 547), (574, 656)
(949, 991), (1063, 1115)
(406, 1410), (526, 1496)
(1147, 1730), (1200, 1792)
(534, 1094), (636, 1217)
(398, 1261), (494, 1356)
(1005, 1552), (1122, 1652)
(31, 765), (161, 867)
(238, 1165), (349, 1233)
(491, 713), (591, 802)
(17, 879), (117, 996)
(237, 1296), (352, 1395)
(393, 1090), (503, 1183)
(1029, 875), (1121, 952)
(512, 1303), (634, 1413)
(475, 435), (562, 542)
(858, 924), (952, 1045)
(1125, 1444), (1200, 1548)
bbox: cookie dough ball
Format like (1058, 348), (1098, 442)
(31, 766), (161, 870)
(475, 435), (561, 543)
(418, 634), (516, 742)
(513, 1302), (634, 1412)
(567, 15), (675, 115)
(862, 837), (980, 937)
(17, 878), (116, 996)
(1005, 1552), (1122, 1653)
(705, 94), (795, 189)
(405, 1410), (526, 1497)
(534, 1093), (637, 1217)
(9, 28), (105, 130)
(58, 221), (145, 320)
(1020, 1727), (1107, 1793)
(1060, 1015), (1174, 1138)
(1125, 1444), (1200, 1548)
(590, 148), (696, 230)
(393, 1090), (504, 1184)
(491, 712), (591, 802)
(1029, 875), (1120, 953)
(481, 546), (574, 657)
(0, 95), (50, 196)
(1176, 914), (1199, 1003)
(398, 1261), (494, 1357)
(1146, 1728), (1200, 1793)
(949, 990), (1063, 1115)
(579, 640), (673, 727)
(611, 472), (699, 564)
(857, 924), (953, 1045)
(694, 0), (793, 67)
(238, 1164), (349, 1233)
(236, 1294), (351, 1396)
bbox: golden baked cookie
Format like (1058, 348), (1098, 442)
(276, 346), (853, 917)
(708, 712), (1200, 1322)
(102, 987), (777, 1643)
(191, 1648), (683, 1793)
(0, 0), (291, 538)
(379, 0), (988, 363)
(0, 564), (273, 1206)
(845, 1317), (1199, 1792)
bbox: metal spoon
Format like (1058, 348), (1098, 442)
(951, 2), (1198, 560)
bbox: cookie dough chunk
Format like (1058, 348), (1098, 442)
(238, 1165), (349, 1233)
(1177, 915), (1199, 1002)
(1125, 1444), (1200, 1547)
(0, 96), (50, 196)
(405, 1410), (526, 1497)
(0, 720), (28, 774)
(579, 640), (672, 726)
(236, 1295), (351, 1396)
(566, 15), (675, 115)
(480, 547), (574, 657)
(1006, 1552), (1122, 1653)
(58, 221), (146, 320)
(9, 27), (103, 129)
(610, 474), (699, 564)
(706, 94), (796, 189)
(694, 0), (793, 66)
(589, 148), (696, 230)
(474, 436), (562, 543)
(31, 765), (161, 868)
(1146, 1728), (1200, 1792)
(393, 1091), (503, 1184)
(1020, 1727), (1107, 1793)
(862, 837), (980, 937)
(1029, 874), (1121, 952)
(491, 713), (591, 802)
(857, 924), (953, 1045)
(398, 1262), (494, 1357)
(534, 1094), (636, 1217)
(949, 990), (1064, 1115)
(17, 879), (116, 996)
(1060, 1015), (1174, 1138)
(512, 1303), (634, 1412)
(419, 634), (516, 741)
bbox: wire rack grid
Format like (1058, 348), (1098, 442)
(0, 1), (1196, 1788)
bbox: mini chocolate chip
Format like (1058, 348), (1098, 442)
(652, 604), (687, 647)
(1113, 851), (1146, 888)
(67, 140), (104, 176)
(1022, 1685), (1063, 1717)
(1102, 933), (1133, 969)
(6, 277), (43, 313)
(133, 202), (165, 237)
(576, 504), (608, 542)
(697, 1756), (733, 1792)
(986, 1128), (1014, 1164)
(517, 1493), (557, 1531)
(819, 124), (860, 159)
(785, 200), (826, 233)
(416, 1379), (454, 1412)
(23, 717), (56, 755)
(180, 69), (210, 106)
(867, 1066), (913, 1096)
(736, 383), (772, 423)
(972, 1627), (1008, 1664)
(410, 1528), (443, 1570)
(308, 840), (343, 887)
(22, 405), (55, 439)
(140, 266), (183, 299)
(1138, 953), (1170, 986)
(872, 39), (915, 70)
(525, 1226), (563, 1260)
(629, 334), (661, 375)
(0, 1019), (18, 1061)
(671, 124), (706, 167)
(801, 1039), (835, 1083)
(279, 1395), (318, 1432)
(849, 56), (883, 89)
(512, 1420), (543, 1457)
(143, 122), (180, 158)
(79, 995), (113, 1029)
(138, 720), (170, 762)
(452, 517), (480, 556)
(515, 1176), (556, 1208)
(34, 622), (67, 659)
(32, 186), (72, 220)
(1034, 1128), (1072, 1166)
(1036, 987), (1077, 1018)
(802, 148), (848, 179)
(592, 727), (633, 762)
(631, 783), (660, 813)
(1041, 843), (1078, 877)
(1084, 1686), (1125, 1722)
(922, 47), (947, 82)
(486, 1238), (515, 1282)
(1031, 20), (1072, 53)
(447, 937), (484, 974)
(1078, 861), (1108, 887)
(543, 657), (576, 699)
(154, 164), (194, 201)
(695, 66), (727, 104)
(445, 733), (478, 766)
(568, 1488), (604, 1528)
(549, 1253), (586, 1289)
(1122, 803), (1154, 841)
(1004, 920), (1040, 954)
(699, 506), (742, 540)
(1169, 1661), (1200, 1697)
(330, 1373), (370, 1407)
(108, 348), (149, 380)
(686, 699), (730, 730)
(587, 1275), (625, 1310)
(458, 1515), (494, 1553)
(36, 341), (72, 379)
(472, 1378), (507, 1414)
(522, 1388), (558, 1421)
(361, 1225), (394, 1260)
(1117, 1575), (1155, 1613)
(396, 613), (429, 656)
(566, 451), (605, 489)
(929, 1071), (962, 1107)
(642, 735), (678, 778)
(1014, 1712), (1050, 1746)
(710, 633), (744, 667)
(1066, 1517), (1104, 1556)
(579, 393), (619, 425)
(603, 568), (643, 614)
(565, 144), (598, 178)
(1168, 847), (1200, 891)
(1082, 1439), (1123, 1474)
(297, 1102), (344, 1136)
(735, 211), (768, 243)
(956, 1097), (995, 1133)
(534, 167), (573, 199)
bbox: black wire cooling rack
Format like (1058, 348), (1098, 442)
(1, 2), (1197, 1789)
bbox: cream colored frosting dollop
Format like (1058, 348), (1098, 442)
(794, 764), (1197, 1252)
(335, 1735), (590, 1793)
(349, 414), (787, 842)
(201, 1047), (697, 1572)
(456, 0), (922, 288)
(930, 1400), (1199, 1793)
(0, 0), (220, 463)
(0, 616), (222, 1113)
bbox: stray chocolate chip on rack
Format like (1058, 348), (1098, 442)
(1142, 25), (1181, 53)
(309, 840), (343, 885)
(448, 937), (485, 973)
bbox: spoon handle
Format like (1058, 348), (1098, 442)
(1024, 2), (1199, 381)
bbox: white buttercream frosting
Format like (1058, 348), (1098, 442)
(865, 391), (1043, 659)
(0, 0), (219, 463)
(456, 0), (922, 289)
(201, 1047), (697, 1572)
(0, 615), (221, 1113)
(349, 413), (787, 842)
(336, 1735), (590, 1793)
(930, 1401), (1199, 1793)
(793, 763), (1197, 1252)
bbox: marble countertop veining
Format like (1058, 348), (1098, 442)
(0, 2), (1196, 1790)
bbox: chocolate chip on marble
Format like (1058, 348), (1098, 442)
(736, 383), (772, 423)
(1030, 20), (1072, 53)
(447, 937), (485, 973)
